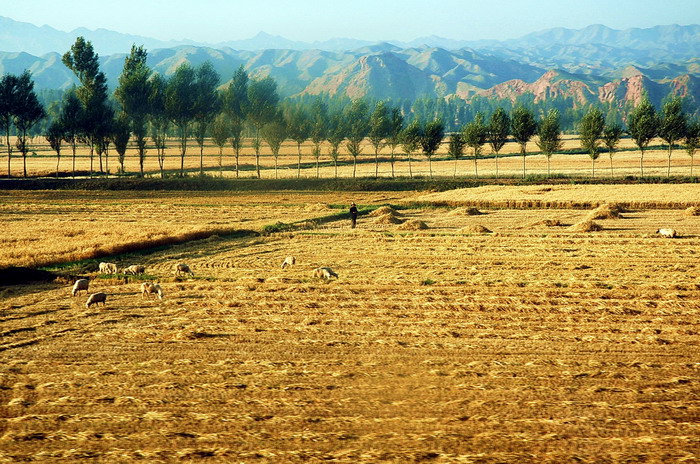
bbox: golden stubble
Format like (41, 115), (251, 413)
(1, 189), (699, 463)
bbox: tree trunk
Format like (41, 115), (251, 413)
(408, 153), (412, 178)
(334, 159), (338, 179)
(219, 147), (223, 177)
(22, 150), (27, 177)
(274, 156), (278, 179)
(667, 145), (672, 178)
(609, 153), (614, 177)
(429, 156), (433, 178)
(56, 154), (60, 178)
(235, 151), (239, 178)
(691, 155), (695, 177)
(89, 144), (94, 177)
(297, 144), (302, 179)
(473, 156), (478, 179)
(4, 129), (11, 177)
(254, 126), (261, 179)
(591, 157), (595, 178)
(353, 157), (357, 178)
(640, 148), (644, 177)
(375, 150), (379, 179)
(72, 143), (76, 178)
(454, 158), (458, 178)
(521, 144), (526, 179)
(390, 149), (395, 178)
(548, 156), (551, 178)
(495, 153), (499, 178)
(256, 152), (260, 179)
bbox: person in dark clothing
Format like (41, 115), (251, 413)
(349, 202), (358, 229)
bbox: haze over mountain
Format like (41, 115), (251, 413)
(1, 16), (699, 110)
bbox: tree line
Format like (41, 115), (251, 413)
(1, 37), (699, 179)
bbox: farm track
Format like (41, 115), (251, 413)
(2, 192), (700, 462)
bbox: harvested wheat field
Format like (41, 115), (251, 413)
(5, 135), (699, 179)
(1, 186), (700, 463)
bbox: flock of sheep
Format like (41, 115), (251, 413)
(73, 262), (192, 308)
(70, 225), (680, 308)
(72, 257), (338, 308)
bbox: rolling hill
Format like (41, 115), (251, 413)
(1, 17), (699, 109)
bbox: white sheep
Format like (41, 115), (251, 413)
(123, 264), (146, 275)
(71, 279), (89, 297)
(141, 282), (163, 300)
(175, 263), (194, 277)
(313, 267), (338, 280)
(98, 262), (118, 274)
(656, 228), (678, 238)
(281, 256), (296, 269)
(86, 292), (107, 308)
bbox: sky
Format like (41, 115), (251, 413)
(1, 0), (699, 43)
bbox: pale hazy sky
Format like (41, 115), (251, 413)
(1, 0), (698, 43)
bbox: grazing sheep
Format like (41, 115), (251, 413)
(175, 263), (194, 277)
(71, 279), (89, 297)
(86, 292), (107, 308)
(656, 228), (678, 238)
(141, 282), (163, 300)
(123, 264), (146, 275)
(98, 262), (118, 274)
(281, 256), (296, 269)
(313, 267), (338, 280)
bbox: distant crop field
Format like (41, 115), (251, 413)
(3, 135), (697, 179)
(1, 188), (700, 463)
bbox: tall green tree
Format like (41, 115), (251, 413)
(286, 106), (311, 178)
(114, 45), (151, 176)
(13, 71), (45, 177)
(148, 73), (169, 177)
(602, 123), (624, 177)
(345, 99), (370, 178)
(326, 111), (345, 179)
(462, 113), (487, 178)
(420, 119), (445, 178)
(578, 107), (605, 177)
(223, 66), (249, 177)
(0, 74), (18, 176)
(62, 36), (112, 175)
(247, 76), (279, 178)
(627, 95), (658, 177)
(165, 63), (197, 176)
(112, 112), (131, 174)
(385, 106), (404, 177)
(487, 107), (510, 177)
(511, 106), (538, 178)
(210, 113), (230, 176)
(684, 118), (700, 177)
(447, 132), (466, 177)
(658, 96), (687, 177)
(58, 88), (83, 178)
(369, 101), (391, 178)
(262, 111), (288, 178)
(536, 109), (563, 177)
(400, 120), (421, 178)
(309, 98), (327, 178)
(193, 62), (221, 175)
(46, 120), (65, 177)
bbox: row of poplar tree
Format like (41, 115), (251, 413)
(1, 36), (699, 179)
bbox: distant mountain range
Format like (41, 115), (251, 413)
(0, 16), (699, 109)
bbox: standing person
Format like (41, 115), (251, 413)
(349, 202), (358, 229)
